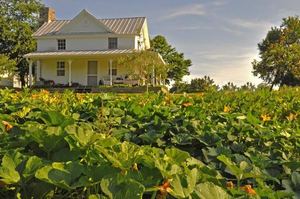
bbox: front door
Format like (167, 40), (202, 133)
(87, 61), (98, 86)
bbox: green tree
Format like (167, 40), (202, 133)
(189, 76), (218, 92)
(239, 82), (256, 91)
(170, 82), (190, 93)
(252, 16), (300, 89)
(0, 54), (16, 78)
(151, 35), (191, 83)
(222, 82), (238, 91)
(117, 50), (168, 89)
(0, 0), (42, 86)
(170, 76), (218, 93)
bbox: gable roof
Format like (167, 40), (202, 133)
(58, 9), (112, 34)
(33, 11), (146, 37)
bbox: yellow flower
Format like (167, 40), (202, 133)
(157, 179), (172, 196)
(31, 94), (39, 99)
(241, 185), (256, 195)
(164, 95), (172, 105)
(197, 92), (205, 97)
(261, 114), (271, 122)
(286, 113), (297, 121)
(1, 121), (13, 132)
(223, 105), (231, 113)
(40, 89), (50, 95)
(226, 181), (234, 189)
(131, 163), (139, 171)
(182, 102), (193, 108)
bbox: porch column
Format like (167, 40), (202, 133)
(68, 60), (72, 87)
(159, 74), (162, 85)
(28, 60), (33, 87)
(36, 60), (41, 81)
(152, 65), (155, 86)
(109, 59), (113, 86)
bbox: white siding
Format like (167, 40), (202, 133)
(37, 36), (136, 51)
(37, 39), (57, 51)
(118, 37), (135, 50)
(67, 38), (107, 51)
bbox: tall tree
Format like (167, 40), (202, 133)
(189, 76), (218, 92)
(239, 82), (256, 91)
(0, 0), (42, 86)
(151, 35), (191, 83)
(252, 16), (300, 89)
(170, 76), (217, 93)
(0, 54), (16, 78)
(222, 82), (238, 91)
(117, 50), (168, 88)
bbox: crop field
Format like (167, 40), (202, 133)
(0, 88), (300, 199)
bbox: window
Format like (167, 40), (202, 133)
(57, 39), (66, 50)
(108, 38), (118, 49)
(108, 61), (117, 76)
(57, 61), (65, 76)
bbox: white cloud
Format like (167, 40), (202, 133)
(229, 18), (273, 30)
(163, 4), (206, 20)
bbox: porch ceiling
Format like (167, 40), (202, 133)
(24, 49), (134, 59)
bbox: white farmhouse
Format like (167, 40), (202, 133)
(24, 8), (164, 87)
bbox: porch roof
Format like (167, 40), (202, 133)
(24, 49), (134, 59)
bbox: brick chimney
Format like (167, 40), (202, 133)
(39, 7), (56, 26)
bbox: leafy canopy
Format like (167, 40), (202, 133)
(151, 35), (191, 83)
(117, 50), (168, 85)
(171, 76), (218, 93)
(0, 54), (16, 78)
(0, 0), (42, 84)
(252, 16), (300, 88)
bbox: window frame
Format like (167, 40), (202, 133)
(108, 37), (118, 49)
(57, 39), (66, 51)
(57, 61), (65, 76)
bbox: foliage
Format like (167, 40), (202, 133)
(0, 88), (300, 198)
(151, 35), (192, 83)
(171, 76), (218, 93)
(222, 82), (238, 91)
(170, 82), (190, 93)
(253, 16), (300, 89)
(189, 76), (218, 92)
(0, 54), (16, 78)
(117, 50), (168, 87)
(0, 0), (42, 86)
(239, 82), (256, 91)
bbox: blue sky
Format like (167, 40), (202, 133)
(42, 0), (300, 85)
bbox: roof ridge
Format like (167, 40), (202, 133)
(51, 17), (146, 21)
(99, 16), (146, 20)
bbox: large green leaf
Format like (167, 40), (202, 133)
(165, 147), (190, 164)
(35, 161), (86, 190)
(100, 177), (145, 199)
(65, 124), (101, 147)
(0, 152), (23, 184)
(40, 111), (73, 127)
(22, 156), (43, 179)
(169, 168), (198, 198)
(193, 182), (231, 199)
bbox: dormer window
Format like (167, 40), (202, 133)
(108, 38), (118, 49)
(57, 39), (66, 50)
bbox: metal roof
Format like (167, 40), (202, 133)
(24, 49), (134, 58)
(33, 17), (146, 37)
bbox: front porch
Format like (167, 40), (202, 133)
(24, 50), (165, 88)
